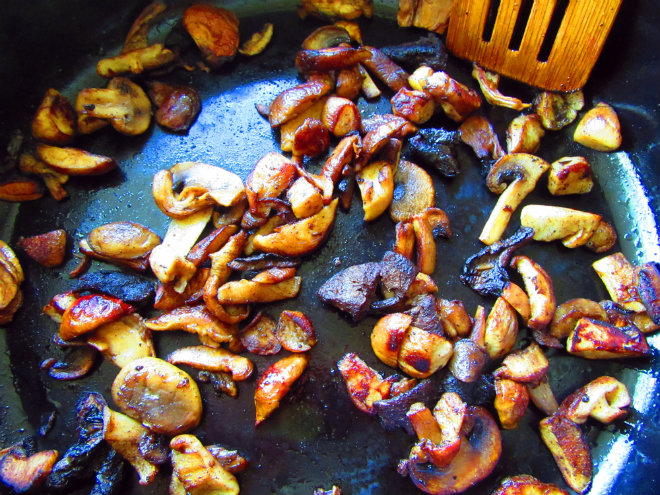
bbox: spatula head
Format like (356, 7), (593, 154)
(447, 0), (622, 92)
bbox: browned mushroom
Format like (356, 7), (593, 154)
(18, 152), (69, 201)
(337, 352), (397, 415)
(16, 229), (66, 267)
(166, 345), (253, 381)
(239, 22), (274, 56)
(145, 304), (236, 346)
(36, 144), (117, 175)
(296, 46), (371, 73)
(148, 82), (201, 133)
(520, 205), (609, 249)
(0, 440), (58, 493)
(492, 475), (569, 495)
(59, 294), (134, 341)
(506, 114), (545, 154)
(535, 91), (584, 131)
(112, 357), (203, 435)
(510, 255), (556, 332)
(574, 102), (622, 152)
(31, 88), (76, 145)
(458, 114), (505, 163)
(390, 160), (435, 223)
(472, 64), (531, 111)
(494, 378), (529, 429)
(636, 262), (660, 324)
(299, 0), (373, 20)
(483, 296), (519, 360)
(566, 317), (651, 359)
(593, 252), (646, 312)
(276, 310), (317, 352)
(268, 74), (335, 127)
(255, 353), (309, 425)
(87, 313), (155, 368)
(493, 343), (549, 383)
(97, 44), (175, 78)
(550, 298), (607, 339)
(558, 376), (630, 424)
(183, 5), (239, 68)
(547, 156), (594, 196)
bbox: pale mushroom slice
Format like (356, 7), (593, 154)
(511, 255), (556, 332)
(97, 43), (175, 78)
(390, 160), (435, 223)
(87, 313), (155, 368)
(152, 162), (245, 219)
(149, 207), (212, 292)
(166, 345), (254, 381)
(483, 296), (518, 360)
(506, 114), (544, 154)
(472, 64), (531, 111)
(520, 205), (603, 249)
(356, 161), (394, 221)
(574, 102), (622, 152)
(593, 252), (646, 312)
(480, 153), (549, 245)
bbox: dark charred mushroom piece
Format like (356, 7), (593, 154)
(399, 406), (502, 495)
(441, 373), (495, 407)
(228, 253), (301, 272)
(148, 82), (201, 133)
(460, 227), (534, 297)
(317, 262), (381, 321)
(374, 379), (436, 434)
(405, 294), (443, 334)
(636, 262), (660, 324)
(72, 271), (155, 306)
(48, 392), (107, 491)
(89, 449), (125, 495)
(381, 34), (448, 71)
(372, 251), (419, 312)
(198, 370), (238, 398)
(407, 128), (461, 178)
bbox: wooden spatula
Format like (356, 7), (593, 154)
(446, 0), (622, 92)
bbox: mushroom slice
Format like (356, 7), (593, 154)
(526, 376), (559, 416)
(268, 74), (335, 127)
(87, 77), (152, 135)
(501, 281), (531, 322)
(0, 289), (22, 325)
(286, 177), (324, 219)
(461, 227), (534, 297)
(245, 152), (296, 217)
(299, 0), (373, 20)
(87, 313), (154, 368)
(0, 179), (43, 202)
(484, 297), (518, 360)
(358, 117), (412, 170)
(239, 22), (273, 56)
(296, 46), (371, 73)
(356, 161), (394, 221)
(337, 352), (393, 415)
(336, 65), (364, 100)
(493, 342), (549, 383)
(276, 310), (317, 352)
(480, 154), (549, 245)
(42, 345), (98, 380)
(183, 5), (239, 68)
(472, 64), (531, 111)
(16, 229), (66, 267)
(145, 304), (236, 345)
(511, 255), (556, 332)
(371, 313), (414, 368)
(87, 221), (161, 261)
(31, 88), (76, 145)
(390, 160), (435, 222)
(239, 312), (281, 355)
(593, 252), (645, 312)
(112, 357), (203, 435)
(391, 87), (435, 124)
(492, 475), (570, 495)
(399, 406), (501, 495)
(216, 274), (301, 305)
(292, 118), (330, 158)
(205, 445), (248, 473)
(59, 294), (134, 341)
(317, 262), (381, 321)
(102, 407), (159, 485)
(170, 434), (239, 495)
(97, 43), (175, 78)
(0, 441), (58, 494)
(393, 221), (416, 260)
(148, 82), (201, 133)
(494, 378), (529, 429)
(574, 102), (622, 152)
(636, 262), (660, 325)
(121, 0), (167, 53)
(166, 345), (254, 381)
(252, 198), (338, 257)
(458, 114), (505, 163)
(405, 275), (439, 312)
(559, 376), (630, 425)
(566, 317), (651, 359)
(539, 414), (592, 494)
(534, 90), (584, 131)
(255, 353), (309, 425)
(520, 205), (603, 249)
(36, 144), (117, 175)
(506, 114), (545, 154)
(361, 46), (410, 92)
(18, 152), (69, 201)
(397, 326), (453, 379)
(449, 337), (488, 384)
(302, 25), (351, 49)
(153, 162), (245, 219)
(584, 220), (618, 253)
(322, 96), (361, 137)
(149, 207), (212, 290)
(409, 66), (482, 122)
(547, 156), (594, 196)
(550, 298), (607, 339)
(437, 299), (473, 341)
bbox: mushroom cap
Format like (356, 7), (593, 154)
(106, 77), (152, 135)
(486, 153), (550, 194)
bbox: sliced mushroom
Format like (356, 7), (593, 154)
(397, 0), (452, 33)
(397, 326), (453, 379)
(255, 353), (309, 425)
(18, 152), (69, 201)
(539, 414), (592, 494)
(87, 222), (161, 261)
(399, 406), (501, 495)
(153, 162), (245, 219)
(216, 273), (301, 305)
(42, 345), (97, 380)
(286, 177), (324, 220)
(239, 312), (281, 355)
(472, 64), (531, 111)
(36, 144), (117, 175)
(356, 161), (394, 221)
(493, 342), (549, 383)
(391, 87), (435, 124)
(148, 82), (201, 133)
(337, 352), (393, 415)
(390, 160), (435, 222)
(593, 252), (645, 312)
(492, 475), (569, 495)
(296, 46), (371, 73)
(506, 114), (545, 154)
(526, 376), (559, 416)
(239, 22), (273, 55)
(322, 96), (361, 137)
(559, 376), (630, 425)
(16, 229), (66, 267)
(574, 102), (622, 152)
(276, 310), (317, 352)
(302, 25), (352, 49)
(547, 156), (594, 195)
(183, 5), (239, 68)
(59, 294), (134, 341)
(102, 407), (159, 485)
(112, 357), (203, 435)
(97, 43), (175, 78)
(550, 298), (607, 339)
(494, 378), (529, 429)
(361, 46), (410, 92)
(0, 178), (43, 202)
(299, 0), (373, 20)
(145, 304), (236, 346)
(0, 441), (58, 494)
(268, 75), (335, 127)
(636, 262), (660, 325)
(520, 205), (604, 249)
(511, 255), (556, 332)
(371, 313), (414, 368)
(484, 297), (518, 360)
(336, 65), (365, 100)
(31, 88), (76, 145)
(166, 345), (253, 381)
(534, 91), (584, 131)
(480, 154), (549, 245)
(566, 317), (651, 359)
(458, 114), (505, 163)
(170, 434), (239, 495)
(87, 313), (155, 368)
(407, 128), (461, 178)
(245, 152), (296, 217)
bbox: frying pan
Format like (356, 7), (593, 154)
(0, 1), (658, 494)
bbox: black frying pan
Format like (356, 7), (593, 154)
(0, 1), (658, 494)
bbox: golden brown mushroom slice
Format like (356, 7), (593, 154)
(31, 88), (76, 145)
(239, 22), (274, 56)
(520, 205), (605, 249)
(566, 317), (651, 359)
(112, 357), (203, 435)
(472, 64), (531, 111)
(492, 475), (569, 495)
(550, 298), (607, 339)
(102, 406), (159, 485)
(216, 274), (302, 305)
(493, 342), (549, 383)
(534, 90), (584, 131)
(398, 406), (501, 495)
(511, 255), (556, 332)
(397, 326), (453, 379)
(268, 74), (335, 127)
(170, 434), (240, 495)
(390, 160), (435, 223)
(574, 102), (622, 152)
(539, 414), (592, 494)
(357, 161), (394, 221)
(494, 378), (529, 429)
(145, 304), (236, 346)
(506, 114), (545, 154)
(547, 156), (594, 196)
(85, 221), (161, 262)
(183, 5), (239, 68)
(16, 229), (66, 267)
(558, 376), (630, 425)
(322, 96), (361, 137)
(276, 310), (317, 352)
(166, 345), (254, 381)
(18, 152), (69, 201)
(87, 313), (155, 368)
(480, 154), (549, 245)
(97, 44), (175, 78)
(37, 143), (117, 175)
(255, 353), (309, 425)
(483, 296), (518, 360)
(593, 252), (645, 312)
(299, 0), (373, 20)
